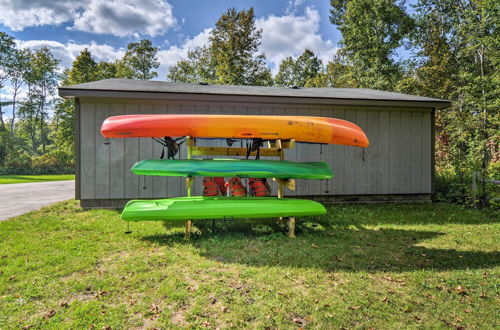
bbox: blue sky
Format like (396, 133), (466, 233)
(1, 0), (344, 78)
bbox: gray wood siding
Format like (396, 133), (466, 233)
(78, 98), (434, 200)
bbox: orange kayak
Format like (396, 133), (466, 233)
(101, 114), (369, 147)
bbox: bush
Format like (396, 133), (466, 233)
(31, 151), (74, 174)
(0, 150), (33, 175)
(0, 149), (74, 175)
(435, 163), (500, 208)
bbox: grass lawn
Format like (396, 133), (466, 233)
(0, 201), (498, 328)
(0, 174), (75, 184)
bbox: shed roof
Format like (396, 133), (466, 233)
(59, 79), (451, 108)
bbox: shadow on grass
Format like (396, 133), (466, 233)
(320, 203), (499, 226)
(141, 220), (500, 273)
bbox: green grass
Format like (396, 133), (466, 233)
(0, 201), (498, 329)
(0, 174), (75, 184)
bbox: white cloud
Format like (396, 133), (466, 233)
(17, 40), (124, 69)
(71, 0), (176, 37)
(257, 7), (337, 73)
(156, 28), (211, 79)
(6, 5), (337, 81)
(0, 0), (80, 31)
(285, 0), (306, 15)
(0, 0), (176, 37)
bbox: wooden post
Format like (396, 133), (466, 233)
(287, 217), (296, 238)
(185, 136), (194, 239)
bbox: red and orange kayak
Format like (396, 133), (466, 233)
(101, 115), (369, 147)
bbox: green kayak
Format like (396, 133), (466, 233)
(121, 196), (326, 221)
(131, 159), (333, 180)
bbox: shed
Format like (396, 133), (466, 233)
(58, 79), (450, 208)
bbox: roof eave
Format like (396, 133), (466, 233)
(58, 88), (451, 109)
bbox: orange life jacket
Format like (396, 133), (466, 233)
(227, 177), (247, 197)
(202, 177), (220, 196)
(248, 178), (271, 197)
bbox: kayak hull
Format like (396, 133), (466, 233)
(121, 196), (326, 221)
(101, 114), (369, 148)
(131, 159), (333, 180)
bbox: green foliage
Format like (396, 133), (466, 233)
(66, 49), (98, 84)
(304, 54), (357, 88)
(121, 39), (160, 80)
(396, 0), (499, 206)
(167, 8), (272, 86)
(274, 49), (322, 87)
(96, 61), (119, 80)
(330, 0), (414, 90)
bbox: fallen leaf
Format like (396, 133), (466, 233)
(44, 310), (56, 320)
(348, 306), (361, 310)
(292, 316), (306, 326)
(149, 305), (161, 314)
(311, 244), (319, 249)
(455, 286), (468, 296)
(221, 306), (229, 313)
(59, 302), (69, 308)
(9, 275), (16, 281)
(102, 326), (112, 330)
(479, 293), (487, 298)
(381, 296), (388, 302)
(22, 325), (32, 329)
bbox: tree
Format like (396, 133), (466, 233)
(96, 61), (119, 80)
(7, 48), (30, 136)
(0, 32), (16, 129)
(67, 49), (98, 84)
(54, 49), (102, 160)
(330, 0), (414, 90)
(275, 49), (322, 87)
(399, 0), (499, 205)
(21, 47), (59, 153)
(122, 39), (160, 80)
(305, 54), (357, 88)
(167, 47), (216, 83)
(167, 7), (272, 86)
(452, 0), (499, 192)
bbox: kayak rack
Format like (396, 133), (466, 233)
(183, 136), (297, 239)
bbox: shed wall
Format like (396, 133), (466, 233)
(78, 97), (433, 204)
